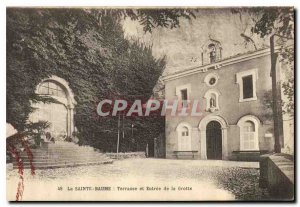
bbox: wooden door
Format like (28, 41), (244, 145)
(206, 121), (222, 160)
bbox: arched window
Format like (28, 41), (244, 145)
(176, 123), (192, 151)
(38, 81), (67, 98)
(181, 126), (189, 137)
(242, 121), (255, 150)
(237, 115), (260, 151)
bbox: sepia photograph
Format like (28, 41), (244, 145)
(5, 6), (295, 202)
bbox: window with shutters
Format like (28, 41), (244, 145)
(237, 115), (260, 151)
(242, 121), (256, 150)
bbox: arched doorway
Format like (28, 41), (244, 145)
(206, 121), (222, 159)
(29, 76), (76, 140)
(198, 115), (228, 160)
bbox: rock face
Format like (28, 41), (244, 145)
(123, 8), (268, 74)
(10, 141), (113, 169)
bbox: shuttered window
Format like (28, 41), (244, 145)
(242, 121), (256, 150)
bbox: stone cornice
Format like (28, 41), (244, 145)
(162, 47), (280, 82)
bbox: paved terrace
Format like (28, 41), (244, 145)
(7, 158), (268, 201)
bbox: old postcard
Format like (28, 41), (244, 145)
(6, 7), (294, 201)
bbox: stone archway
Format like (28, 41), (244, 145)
(29, 76), (76, 140)
(198, 115), (228, 160)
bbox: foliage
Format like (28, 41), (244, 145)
(7, 8), (170, 151)
(89, 9), (196, 33)
(231, 7), (294, 39)
(24, 121), (51, 147)
(262, 89), (285, 121)
(282, 75), (294, 115)
(232, 7), (294, 116)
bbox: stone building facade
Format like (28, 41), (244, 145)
(162, 44), (282, 160)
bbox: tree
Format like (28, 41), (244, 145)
(7, 8), (195, 151)
(89, 9), (196, 33)
(232, 7), (294, 153)
(232, 7), (294, 115)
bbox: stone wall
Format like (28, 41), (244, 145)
(259, 154), (294, 200)
(106, 152), (146, 159)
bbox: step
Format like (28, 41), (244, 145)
(47, 144), (94, 149)
(25, 151), (103, 155)
(12, 156), (112, 164)
(12, 155), (111, 162)
(10, 142), (113, 169)
(27, 148), (96, 152)
(17, 153), (106, 158)
(13, 158), (112, 166)
(13, 160), (113, 169)
(14, 155), (108, 163)
(18, 151), (105, 157)
(13, 156), (110, 163)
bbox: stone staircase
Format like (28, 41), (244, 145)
(12, 141), (113, 169)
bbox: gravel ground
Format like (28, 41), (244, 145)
(7, 158), (270, 201)
(211, 167), (270, 200)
